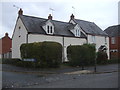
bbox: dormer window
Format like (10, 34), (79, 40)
(42, 19), (54, 35)
(75, 29), (81, 37)
(47, 26), (49, 33)
(47, 25), (53, 34)
(50, 26), (52, 33)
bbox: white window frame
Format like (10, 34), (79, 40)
(75, 29), (81, 37)
(47, 25), (53, 34)
(91, 35), (95, 43)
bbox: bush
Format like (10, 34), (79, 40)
(96, 51), (108, 64)
(20, 41), (62, 68)
(41, 42), (62, 68)
(67, 44), (96, 66)
(2, 58), (21, 65)
(16, 61), (36, 68)
(107, 59), (120, 64)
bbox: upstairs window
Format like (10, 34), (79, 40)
(75, 29), (81, 37)
(47, 26), (49, 33)
(91, 35), (95, 43)
(111, 37), (115, 44)
(47, 25), (53, 34)
(50, 26), (52, 33)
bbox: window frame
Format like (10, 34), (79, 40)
(47, 25), (53, 34)
(111, 37), (116, 44)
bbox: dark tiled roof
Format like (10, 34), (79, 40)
(20, 15), (47, 34)
(74, 19), (108, 36)
(19, 15), (106, 38)
(104, 25), (120, 37)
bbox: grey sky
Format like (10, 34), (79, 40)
(0, 0), (119, 38)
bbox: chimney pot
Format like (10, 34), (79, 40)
(70, 14), (75, 20)
(5, 33), (8, 36)
(48, 14), (52, 20)
(18, 8), (23, 15)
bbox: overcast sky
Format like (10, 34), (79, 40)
(0, 0), (119, 38)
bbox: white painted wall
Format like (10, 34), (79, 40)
(12, 18), (27, 58)
(28, 34), (86, 61)
(87, 34), (109, 58)
(28, 34), (63, 45)
(64, 37), (86, 61)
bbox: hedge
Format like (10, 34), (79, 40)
(107, 59), (120, 64)
(20, 41), (62, 68)
(96, 51), (108, 64)
(67, 44), (96, 66)
(2, 58), (21, 65)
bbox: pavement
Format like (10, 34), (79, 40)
(2, 63), (119, 88)
(2, 63), (119, 74)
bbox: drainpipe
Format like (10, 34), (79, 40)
(26, 33), (28, 43)
(62, 36), (65, 62)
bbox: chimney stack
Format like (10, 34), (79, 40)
(48, 14), (52, 20)
(5, 33), (8, 37)
(70, 14), (75, 20)
(18, 8), (23, 15)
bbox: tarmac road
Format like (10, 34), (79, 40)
(2, 64), (119, 88)
(27, 72), (118, 88)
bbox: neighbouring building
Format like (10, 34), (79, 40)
(0, 33), (12, 59)
(104, 25), (120, 59)
(12, 9), (109, 62)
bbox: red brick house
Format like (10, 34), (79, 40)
(0, 33), (12, 59)
(104, 25), (120, 59)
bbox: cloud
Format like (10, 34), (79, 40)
(0, 0), (119, 38)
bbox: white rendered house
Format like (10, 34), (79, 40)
(12, 9), (109, 62)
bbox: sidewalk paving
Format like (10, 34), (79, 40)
(2, 63), (119, 74)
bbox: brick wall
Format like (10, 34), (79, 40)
(0, 33), (12, 58)
(109, 36), (120, 59)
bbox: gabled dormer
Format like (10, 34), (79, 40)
(70, 24), (81, 37)
(42, 14), (54, 35)
(69, 14), (87, 37)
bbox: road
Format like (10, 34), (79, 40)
(2, 64), (119, 88)
(27, 72), (118, 88)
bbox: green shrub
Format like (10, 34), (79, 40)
(67, 44), (96, 66)
(96, 51), (108, 64)
(16, 61), (35, 68)
(41, 41), (62, 68)
(2, 58), (21, 64)
(20, 41), (62, 68)
(107, 59), (120, 64)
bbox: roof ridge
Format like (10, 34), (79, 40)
(75, 19), (94, 23)
(20, 14), (70, 24)
(20, 15), (47, 20)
